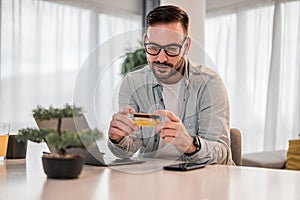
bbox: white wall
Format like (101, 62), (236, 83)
(43, 0), (143, 16)
(206, 0), (275, 15)
(160, 0), (206, 64)
(160, 0), (205, 47)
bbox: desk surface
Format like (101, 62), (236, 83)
(1, 142), (300, 200)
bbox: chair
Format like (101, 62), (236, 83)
(230, 128), (242, 166)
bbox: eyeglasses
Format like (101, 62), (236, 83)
(144, 36), (187, 57)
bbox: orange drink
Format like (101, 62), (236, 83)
(0, 123), (10, 160)
(0, 135), (9, 157)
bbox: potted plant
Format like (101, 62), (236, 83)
(15, 104), (103, 179)
(121, 43), (147, 76)
(6, 135), (28, 159)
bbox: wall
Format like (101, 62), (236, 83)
(43, 0), (143, 16)
(206, 0), (275, 15)
(160, 0), (205, 47)
(160, 0), (206, 63)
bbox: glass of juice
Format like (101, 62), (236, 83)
(0, 123), (10, 161)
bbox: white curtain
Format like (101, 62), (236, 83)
(205, 0), (300, 153)
(0, 0), (141, 132)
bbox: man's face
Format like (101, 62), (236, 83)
(144, 22), (190, 83)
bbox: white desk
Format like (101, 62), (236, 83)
(0, 142), (300, 200)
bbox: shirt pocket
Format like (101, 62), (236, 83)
(183, 114), (198, 136)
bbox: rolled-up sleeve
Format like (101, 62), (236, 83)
(185, 73), (232, 165)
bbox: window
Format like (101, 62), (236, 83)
(0, 0), (142, 132)
(205, 0), (300, 153)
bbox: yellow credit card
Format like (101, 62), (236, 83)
(133, 113), (161, 127)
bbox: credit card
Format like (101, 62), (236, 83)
(132, 113), (161, 127)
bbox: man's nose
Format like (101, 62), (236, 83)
(156, 49), (168, 63)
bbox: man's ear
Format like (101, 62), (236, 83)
(183, 36), (191, 55)
(143, 33), (147, 43)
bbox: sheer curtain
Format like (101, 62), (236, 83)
(0, 0), (141, 132)
(205, 0), (300, 153)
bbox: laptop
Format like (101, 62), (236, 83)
(66, 145), (144, 166)
(35, 115), (145, 166)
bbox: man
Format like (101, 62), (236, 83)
(108, 5), (233, 165)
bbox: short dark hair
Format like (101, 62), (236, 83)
(146, 5), (189, 35)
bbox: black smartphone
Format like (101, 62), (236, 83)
(163, 162), (206, 171)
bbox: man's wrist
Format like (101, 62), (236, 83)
(109, 136), (124, 144)
(184, 136), (201, 156)
(186, 142), (196, 154)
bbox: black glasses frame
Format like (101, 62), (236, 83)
(144, 36), (187, 57)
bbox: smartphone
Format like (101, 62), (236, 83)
(163, 162), (206, 171)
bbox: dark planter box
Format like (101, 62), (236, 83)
(6, 135), (27, 159)
(42, 154), (84, 179)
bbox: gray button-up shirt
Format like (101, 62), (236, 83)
(108, 59), (233, 165)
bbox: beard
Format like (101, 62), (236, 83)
(149, 58), (185, 83)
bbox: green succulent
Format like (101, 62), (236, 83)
(33, 104), (83, 121)
(16, 105), (103, 155)
(16, 128), (103, 155)
(15, 128), (48, 143)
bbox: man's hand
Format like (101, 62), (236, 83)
(154, 110), (194, 153)
(109, 107), (139, 143)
